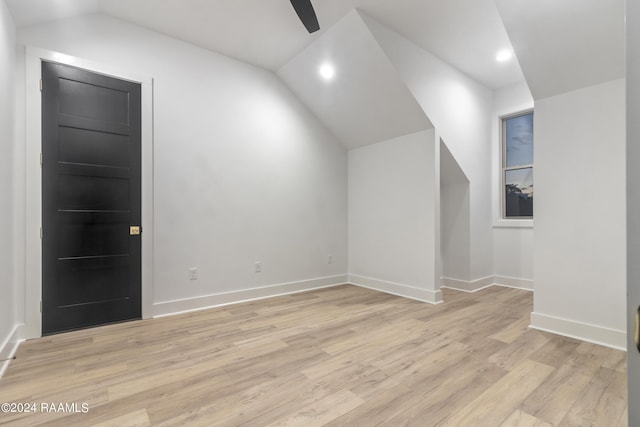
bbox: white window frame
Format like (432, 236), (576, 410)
(493, 106), (534, 228)
(501, 110), (534, 220)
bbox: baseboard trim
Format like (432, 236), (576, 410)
(440, 276), (494, 292)
(153, 275), (349, 318)
(493, 275), (534, 291)
(530, 312), (626, 351)
(348, 274), (442, 304)
(441, 275), (533, 292)
(0, 324), (25, 378)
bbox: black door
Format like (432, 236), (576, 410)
(42, 62), (142, 335)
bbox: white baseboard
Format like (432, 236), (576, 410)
(440, 275), (533, 292)
(153, 275), (348, 317)
(348, 274), (442, 304)
(0, 324), (25, 378)
(493, 275), (534, 291)
(530, 312), (626, 351)
(440, 276), (494, 292)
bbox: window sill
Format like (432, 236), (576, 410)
(493, 219), (533, 229)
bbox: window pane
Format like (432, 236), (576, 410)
(505, 168), (533, 217)
(505, 113), (533, 167)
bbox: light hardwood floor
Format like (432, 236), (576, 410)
(0, 285), (628, 426)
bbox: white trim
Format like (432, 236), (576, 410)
(348, 275), (443, 304)
(153, 275), (348, 317)
(530, 312), (626, 351)
(0, 324), (25, 378)
(440, 276), (494, 292)
(441, 275), (534, 292)
(493, 219), (533, 229)
(492, 275), (534, 291)
(24, 47), (155, 339)
(492, 102), (535, 228)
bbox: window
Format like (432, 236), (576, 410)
(502, 111), (533, 218)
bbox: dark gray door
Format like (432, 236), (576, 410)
(627, 1), (640, 425)
(41, 61), (142, 335)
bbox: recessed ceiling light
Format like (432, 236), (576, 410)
(496, 49), (513, 63)
(319, 63), (335, 80)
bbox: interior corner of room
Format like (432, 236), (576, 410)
(0, 0), (634, 423)
(0, 0), (627, 358)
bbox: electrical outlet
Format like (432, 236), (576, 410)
(328, 254), (333, 264)
(189, 268), (198, 280)
(255, 262), (262, 273)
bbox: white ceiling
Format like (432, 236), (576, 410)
(355, 0), (524, 91)
(7, 0), (524, 90)
(5, 0), (626, 145)
(495, 0), (625, 99)
(278, 11), (432, 149)
(6, 0), (97, 27)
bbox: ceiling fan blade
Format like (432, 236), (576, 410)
(290, 0), (320, 33)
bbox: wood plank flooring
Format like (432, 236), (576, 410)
(0, 285), (628, 426)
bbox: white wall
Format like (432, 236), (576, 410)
(532, 78), (626, 349)
(360, 12), (494, 283)
(15, 14), (348, 318)
(493, 228), (533, 283)
(492, 81), (534, 288)
(348, 130), (441, 303)
(626, 0), (640, 420)
(0, 0), (18, 368)
(440, 141), (470, 281)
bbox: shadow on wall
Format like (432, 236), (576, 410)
(440, 140), (470, 281)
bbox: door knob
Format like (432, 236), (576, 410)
(130, 226), (141, 235)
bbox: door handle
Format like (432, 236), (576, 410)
(636, 305), (640, 353)
(130, 226), (141, 235)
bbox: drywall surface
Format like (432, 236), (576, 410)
(16, 14), (348, 312)
(440, 141), (470, 281)
(532, 78), (626, 348)
(348, 130), (439, 301)
(361, 12), (494, 282)
(0, 0), (17, 358)
(277, 10), (433, 150)
(493, 227), (533, 283)
(492, 81), (534, 285)
(626, 0), (640, 421)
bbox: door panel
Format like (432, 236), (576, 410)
(58, 214), (130, 258)
(57, 257), (130, 305)
(59, 127), (130, 167)
(58, 78), (130, 124)
(42, 61), (141, 335)
(57, 174), (130, 211)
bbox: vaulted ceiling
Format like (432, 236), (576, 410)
(277, 10), (433, 149)
(495, 0), (624, 99)
(8, 0), (526, 90)
(5, 0), (626, 146)
(6, 0), (626, 96)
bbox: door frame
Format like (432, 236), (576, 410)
(24, 46), (154, 339)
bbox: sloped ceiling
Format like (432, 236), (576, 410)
(278, 10), (432, 149)
(95, 0), (353, 72)
(495, 0), (625, 99)
(6, 0), (97, 27)
(6, 0), (626, 146)
(7, 0), (523, 90)
(358, 0), (524, 91)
